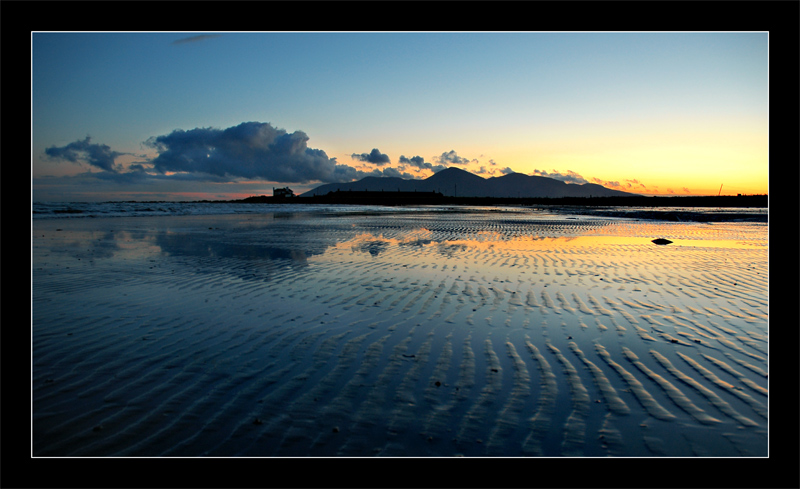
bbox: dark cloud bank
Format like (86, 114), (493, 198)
(46, 122), (365, 185)
(350, 148), (390, 165)
(43, 122), (524, 191)
(145, 122), (357, 183)
(44, 122), (478, 188)
(45, 136), (126, 173)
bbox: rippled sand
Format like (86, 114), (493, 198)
(32, 207), (768, 457)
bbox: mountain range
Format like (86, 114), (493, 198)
(301, 167), (640, 198)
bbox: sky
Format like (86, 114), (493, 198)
(31, 32), (769, 201)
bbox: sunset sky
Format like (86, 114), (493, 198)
(32, 32), (768, 201)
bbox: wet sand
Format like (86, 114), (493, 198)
(31, 207), (768, 457)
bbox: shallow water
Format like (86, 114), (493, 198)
(31, 206), (768, 457)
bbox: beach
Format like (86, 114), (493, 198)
(31, 205), (768, 457)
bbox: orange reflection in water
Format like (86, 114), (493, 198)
(338, 228), (764, 255)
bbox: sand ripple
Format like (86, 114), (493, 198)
(32, 209), (768, 457)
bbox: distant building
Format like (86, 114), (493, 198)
(273, 187), (294, 198)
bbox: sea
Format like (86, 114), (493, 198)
(31, 201), (768, 222)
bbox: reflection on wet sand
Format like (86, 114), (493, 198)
(32, 208), (767, 458)
(35, 210), (765, 269)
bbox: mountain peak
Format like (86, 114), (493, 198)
(434, 166), (476, 175)
(428, 166), (485, 181)
(301, 168), (640, 198)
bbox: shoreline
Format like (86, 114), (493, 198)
(233, 193), (768, 208)
(33, 197), (769, 223)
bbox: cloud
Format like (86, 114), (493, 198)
(532, 169), (588, 184)
(435, 150), (473, 165)
(624, 178), (647, 189)
(377, 167), (416, 179)
(45, 136), (126, 172)
(398, 154), (447, 174)
(591, 176), (626, 190)
(172, 34), (221, 45)
(398, 155), (426, 168)
(146, 121), (354, 183)
(350, 148), (390, 165)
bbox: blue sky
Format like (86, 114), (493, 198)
(32, 32), (768, 201)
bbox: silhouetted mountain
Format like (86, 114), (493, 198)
(422, 167), (488, 196)
(301, 167), (640, 198)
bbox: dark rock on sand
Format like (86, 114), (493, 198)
(651, 239), (673, 245)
